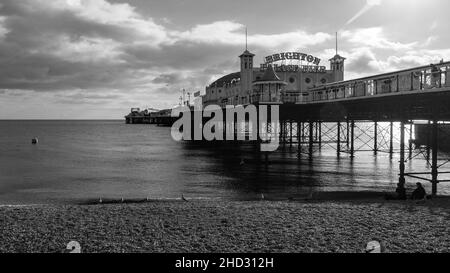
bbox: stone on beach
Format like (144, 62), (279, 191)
(0, 199), (448, 253)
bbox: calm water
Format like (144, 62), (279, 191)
(0, 120), (449, 205)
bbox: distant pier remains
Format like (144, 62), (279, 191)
(125, 108), (175, 126)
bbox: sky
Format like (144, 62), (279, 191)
(0, 0), (449, 119)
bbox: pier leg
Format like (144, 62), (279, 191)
(350, 120), (355, 158)
(297, 122), (301, 155)
(431, 120), (438, 197)
(346, 120), (350, 148)
(318, 122), (322, 149)
(315, 122), (318, 142)
(398, 121), (406, 187)
(374, 121), (378, 155)
(234, 118), (238, 141)
(409, 123), (413, 160)
(265, 120), (269, 162)
(389, 122), (394, 157)
(301, 122), (305, 140)
(426, 121), (431, 163)
(309, 121), (314, 158)
(284, 121), (287, 147)
(223, 113), (227, 143)
(337, 121), (341, 156)
(290, 121), (293, 147)
(283, 121), (287, 148)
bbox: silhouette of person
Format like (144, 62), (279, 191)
(411, 183), (426, 200)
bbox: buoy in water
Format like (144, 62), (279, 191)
(32, 138), (38, 144)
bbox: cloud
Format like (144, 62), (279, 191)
(0, 16), (8, 39)
(341, 46), (450, 80)
(385, 49), (450, 69)
(44, 35), (123, 63)
(423, 36), (438, 47)
(345, 0), (382, 26)
(430, 20), (438, 31)
(152, 73), (182, 85)
(176, 21), (332, 50)
(0, 0), (334, 101)
(341, 27), (416, 50)
(345, 47), (383, 74)
(1, 0), (446, 119)
(52, 89), (123, 105)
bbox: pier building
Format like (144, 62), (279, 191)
(202, 49), (345, 107)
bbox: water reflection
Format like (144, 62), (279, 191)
(0, 120), (448, 205)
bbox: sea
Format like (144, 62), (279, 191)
(1, 120), (449, 205)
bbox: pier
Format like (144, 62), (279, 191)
(125, 108), (175, 126)
(273, 61), (450, 196)
(127, 61), (450, 196)
(181, 61), (450, 196)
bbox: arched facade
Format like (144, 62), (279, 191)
(202, 50), (345, 107)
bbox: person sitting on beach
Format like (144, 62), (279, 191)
(411, 183), (426, 200)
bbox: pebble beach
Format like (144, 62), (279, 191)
(1, 197), (449, 253)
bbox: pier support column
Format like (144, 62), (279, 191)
(374, 121), (378, 155)
(431, 120), (439, 197)
(284, 121), (288, 147)
(426, 121), (431, 162)
(318, 122), (322, 150)
(389, 122), (394, 157)
(337, 121), (341, 155)
(409, 123), (413, 160)
(399, 121), (406, 185)
(301, 122), (305, 140)
(350, 120), (355, 158)
(265, 120), (269, 162)
(290, 121), (293, 147)
(309, 121), (314, 157)
(297, 122), (302, 156)
(397, 121), (406, 198)
(346, 120), (350, 148)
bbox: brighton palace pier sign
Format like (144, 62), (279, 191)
(261, 52), (327, 73)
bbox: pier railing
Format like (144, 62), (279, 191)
(299, 61), (450, 104)
(202, 62), (450, 107)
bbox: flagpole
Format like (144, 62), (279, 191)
(245, 27), (248, 50)
(336, 32), (338, 55)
